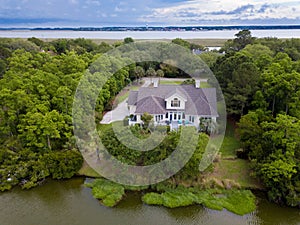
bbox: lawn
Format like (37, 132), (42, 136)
(219, 121), (240, 158)
(159, 80), (184, 85)
(159, 79), (212, 88)
(199, 82), (212, 88)
(114, 84), (140, 105)
(208, 159), (263, 190)
(204, 119), (263, 190)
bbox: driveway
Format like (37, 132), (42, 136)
(100, 99), (129, 124)
(142, 78), (151, 87)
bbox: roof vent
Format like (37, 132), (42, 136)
(195, 79), (201, 88)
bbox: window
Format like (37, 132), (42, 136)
(155, 115), (164, 122)
(165, 112), (168, 119)
(189, 116), (195, 123)
(171, 98), (180, 107)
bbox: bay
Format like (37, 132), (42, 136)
(0, 29), (300, 40)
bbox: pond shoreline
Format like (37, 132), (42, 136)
(1, 177), (299, 225)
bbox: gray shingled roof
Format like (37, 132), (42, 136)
(128, 91), (138, 105)
(135, 96), (166, 114)
(128, 85), (218, 117)
(165, 88), (187, 101)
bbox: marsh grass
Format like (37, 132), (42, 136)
(142, 187), (256, 215)
(86, 178), (125, 207)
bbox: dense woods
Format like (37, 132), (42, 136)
(213, 30), (300, 207)
(0, 38), (128, 190)
(0, 33), (299, 207)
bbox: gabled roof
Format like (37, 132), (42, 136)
(128, 91), (138, 105)
(128, 85), (218, 117)
(164, 88), (187, 101)
(135, 96), (165, 114)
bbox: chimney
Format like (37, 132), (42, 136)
(153, 78), (159, 88)
(195, 79), (200, 88)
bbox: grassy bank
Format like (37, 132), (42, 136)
(86, 178), (257, 215)
(203, 120), (263, 190)
(85, 178), (125, 207)
(77, 161), (101, 178)
(142, 188), (256, 215)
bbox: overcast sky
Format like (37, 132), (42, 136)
(0, 0), (299, 27)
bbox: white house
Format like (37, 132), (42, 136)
(127, 80), (218, 129)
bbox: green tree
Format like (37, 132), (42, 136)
(171, 38), (191, 49)
(221, 30), (255, 53)
(124, 37), (134, 44)
(141, 113), (153, 129)
(134, 66), (145, 82)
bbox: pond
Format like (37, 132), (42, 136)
(0, 178), (299, 225)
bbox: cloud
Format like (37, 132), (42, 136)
(210, 4), (255, 15)
(0, 0), (299, 26)
(85, 0), (101, 6)
(69, 0), (78, 4)
(141, 0), (300, 25)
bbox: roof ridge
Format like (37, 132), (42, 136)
(151, 95), (165, 112)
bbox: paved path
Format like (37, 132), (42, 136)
(100, 99), (129, 124)
(100, 79), (152, 124)
(141, 78), (152, 87)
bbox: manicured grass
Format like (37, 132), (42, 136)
(115, 91), (129, 104)
(219, 121), (240, 158)
(114, 84), (140, 104)
(159, 79), (212, 87)
(200, 82), (212, 88)
(220, 136), (240, 158)
(159, 80), (184, 85)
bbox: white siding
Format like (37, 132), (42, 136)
(165, 94), (186, 110)
(129, 105), (136, 115)
(136, 114), (142, 123)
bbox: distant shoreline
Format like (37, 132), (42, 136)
(1, 28), (299, 43)
(1, 25), (300, 31)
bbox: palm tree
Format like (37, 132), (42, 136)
(134, 66), (145, 84)
(156, 69), (164, 82)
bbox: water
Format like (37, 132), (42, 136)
(0, 29), (300, 39)
(0, 178), (299, 225)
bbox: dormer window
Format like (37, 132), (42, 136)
(171, 98), (180, 107)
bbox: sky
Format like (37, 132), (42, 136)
(0, 0), (300, 27)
